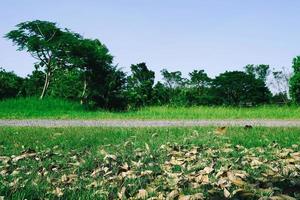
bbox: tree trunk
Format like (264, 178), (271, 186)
(80, 78), (87, 104)
(40, 72), (50, 99)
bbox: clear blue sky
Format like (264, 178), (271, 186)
(1, 0), (300, 80)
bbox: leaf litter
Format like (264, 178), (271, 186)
(0, 130), (300, 199)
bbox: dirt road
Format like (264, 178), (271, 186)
(0, 119), (300, 127)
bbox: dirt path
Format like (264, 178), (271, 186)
(0, 119), (300, 127)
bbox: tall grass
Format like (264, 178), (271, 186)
(0, 97), (300, 119)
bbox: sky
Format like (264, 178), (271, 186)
(1, 0), (300, 81)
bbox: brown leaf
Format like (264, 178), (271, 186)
(118, 187), (126, 199)
(180, 193), (204, 200)
(136, 189), (148, 199)
(53, 187), (63, 197)
(0, 156), (10, 164)
(270, 195), (297, 200)
(201, 166), (214, 174)
(12, 153), (36, 162)
(214, 127), (227, 135)
(167, 190), (179, 200)
(227, 171), (246, 187)
(223, 188), (230, 198)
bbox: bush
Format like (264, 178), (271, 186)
(290, 73), (300, 104)
(0, 68), (24, 100)
(48, 69), (83, 101)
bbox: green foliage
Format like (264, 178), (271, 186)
(152, 82), (170, 105)
(292, 56), (300, 73)
(127, 63), (155, 108)
(290, 56), (300, 103)
(184, 70), (213, 106)
(22, 70), (45, 97)
(161, 69), (185, 89)
(160, 69), (188, 105)
(212, 71), (271, 106)
(290, 73), (300, 103)
(48, 68), (83, 100)
(244, 64), (270, 83)
(5, 20), (81, 99)
(0, 68), (24, 100)
(189, 69), (211, 89)
(270, 92), (290, 105)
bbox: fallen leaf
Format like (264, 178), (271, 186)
(167, 190), (179, 200)
(136, 189), (148, 199)
(12, 152), (36, 162)
(214, 127), (227, 135)
(53, 187), (63, 197)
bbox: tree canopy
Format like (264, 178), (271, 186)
(212, 71), (271, 106)
(5, 20), (81, 99)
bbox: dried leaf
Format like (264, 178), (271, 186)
(12, 152), (36, 162)
(223, 188), (230, 198)
(167, 190), (179, 200)
(136, 189), (148, 199)
(118, 187), (126, 199)
(53, 187), (63, 197)
(214, 127), (227, 135)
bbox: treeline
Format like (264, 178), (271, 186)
(1, 20), (299, 110)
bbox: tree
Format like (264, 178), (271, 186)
(290, 56), (300, 103)
(184, 69), (212, 105)
(68, 38), (115, 106)
(290, 73), (300, 103)
(152, 81), (170, 105)
(189, 70), (211, 91)
(68, 38), (127, 109)
(244, 64), (270, 83)
(269, 67), (291, 104)
(212, 71), (271, 106)
(160, 69), (189, 105)
(292, 56), (300, 73)
(5, 20), (80, 99)
(127, 63), (155, 108)
(0, 68), (24, 100)
(102, 68), (127, 110)
(161, 69), (185, 89)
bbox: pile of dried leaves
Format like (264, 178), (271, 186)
(0, 132), (300, 199)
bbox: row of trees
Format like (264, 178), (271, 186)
(1, 20), (299, 110)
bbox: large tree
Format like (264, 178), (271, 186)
(66, 38), (126, 109)
(290, 56), (300, 103)
(127, 63), (155, 108)
(5, 20), (80, 99)
(212, 71), (271, 106)
(189, 69), (211, 92)
(185, 69), (212, 105)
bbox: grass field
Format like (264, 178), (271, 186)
(1, 97), (300, 119)
(1, 127), (300, 199)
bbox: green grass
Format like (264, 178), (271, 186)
(0, 97), (300, 119)
(1, 127), (300, 199)
(1, 126), (300, 155)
